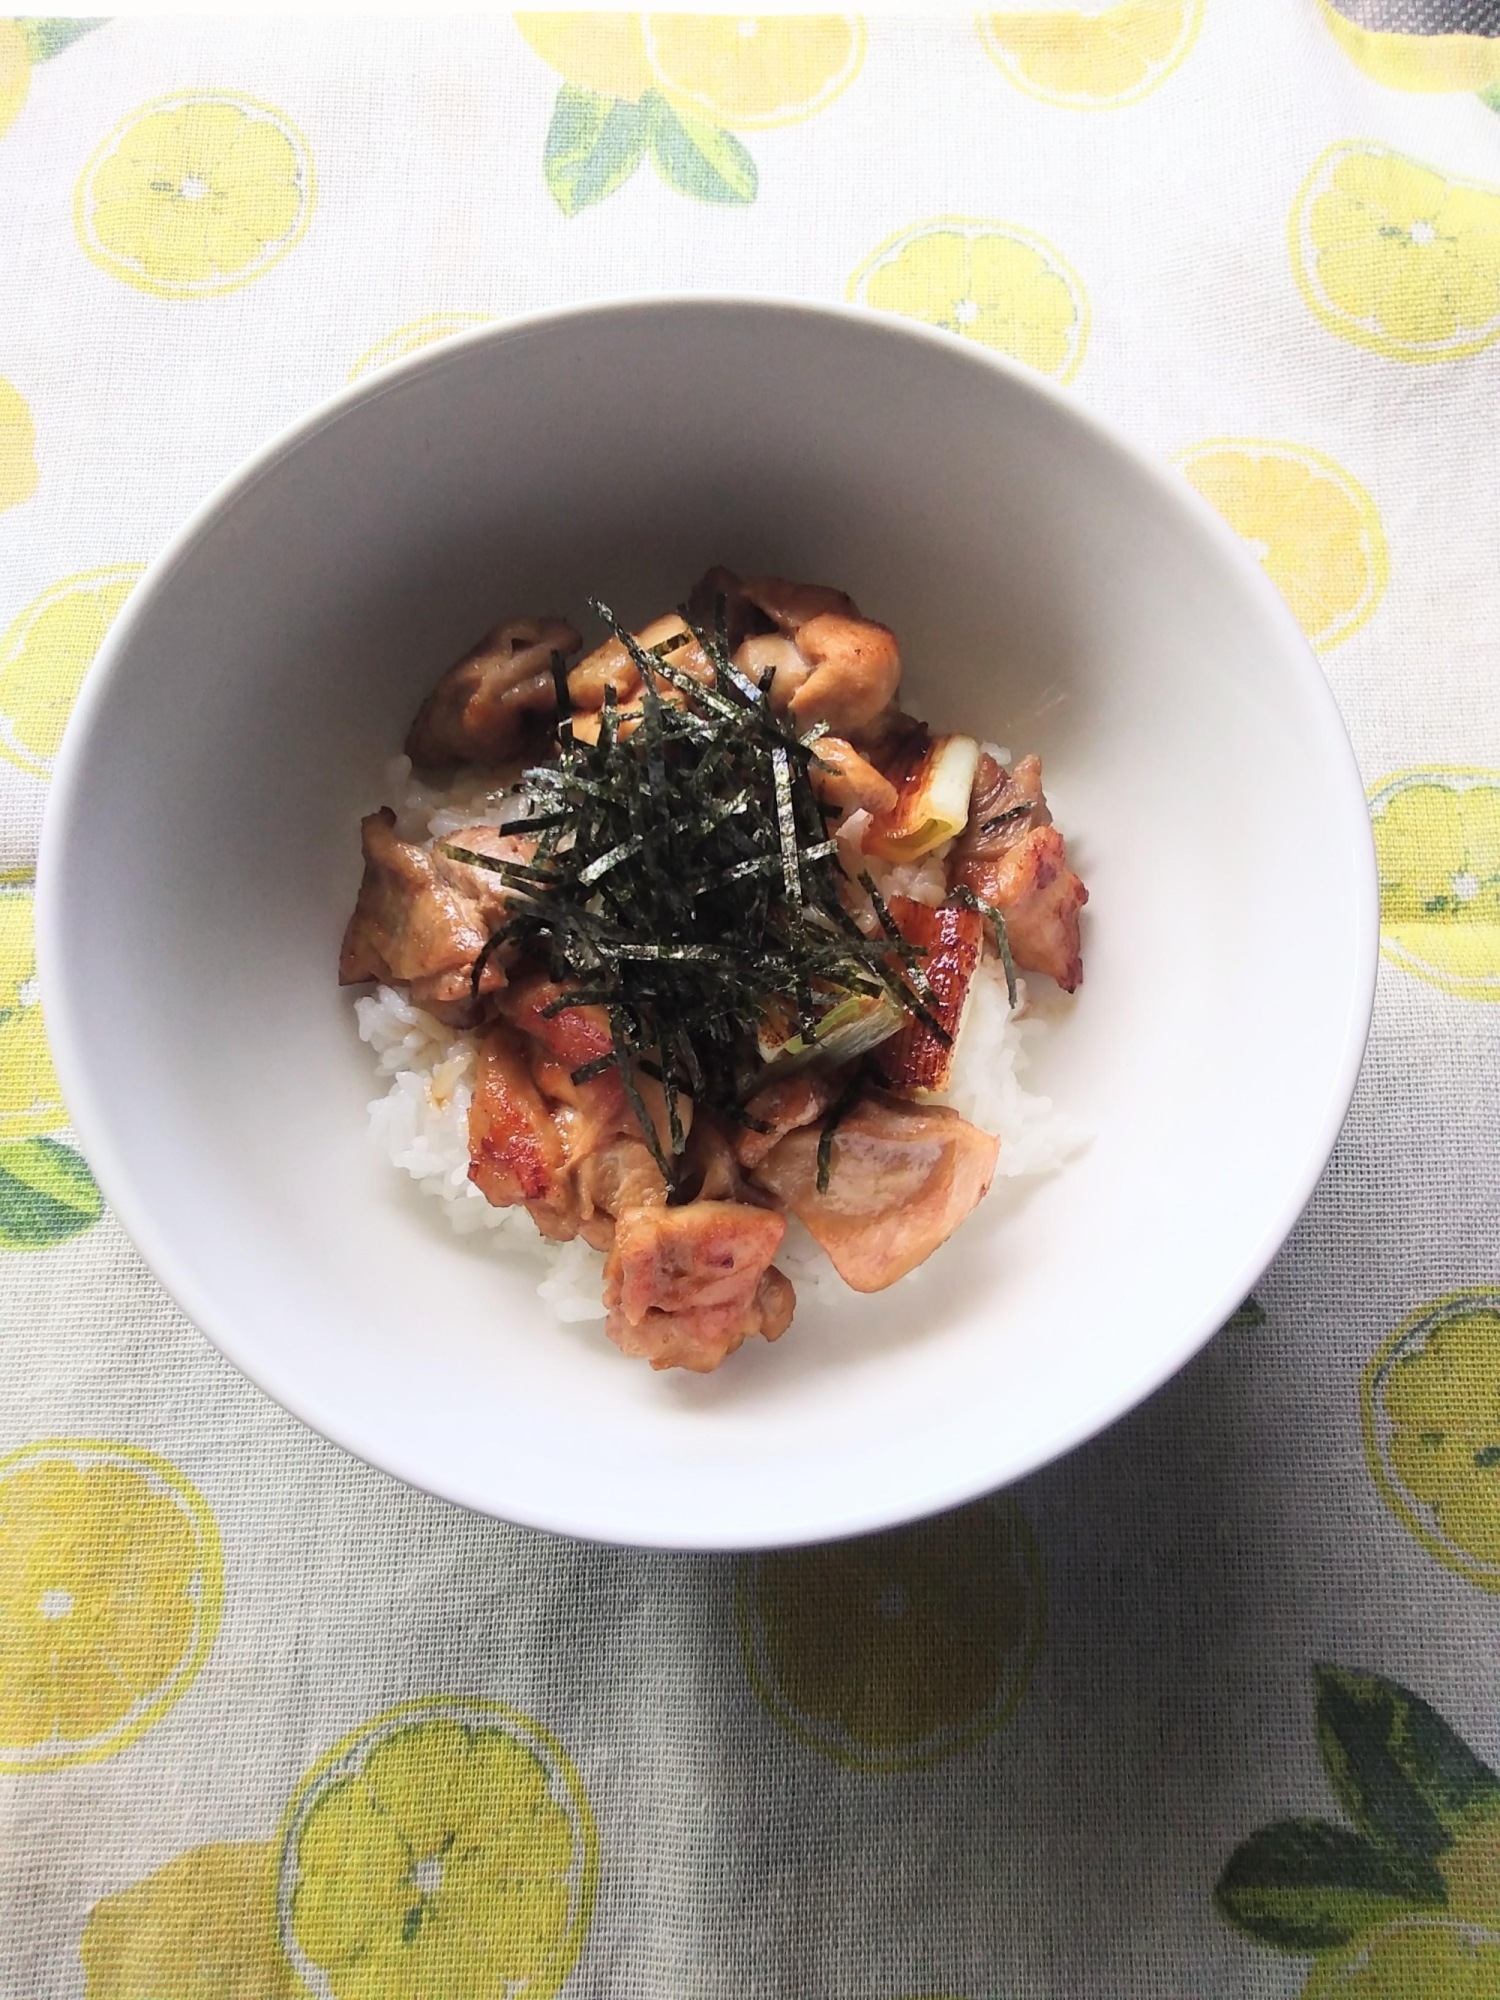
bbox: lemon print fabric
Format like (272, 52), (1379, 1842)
(1316, 0), (1500, 97)
(1291, 142), (1500, 364)
(0, 566), (139, 784)
(81, 1841), (300, 2000)
(850, 216), (1089, 381)
(977, 0), (1204, 110)
(0, 377), (38, 515)
(1176, 440), (1388, 653)
(278, 1694), (598, 1999)
(0, 885), (102, 1249)
(349, 315), (495, 384)
(737, 1496), (1044, 1772)
(0, 19), (107, 146)
(75, 92), (315, 299)
(1362, 1290), (1500, 1591)
(1370, 770), (1500, 1002)
(517, 14), (864, 214)
(0, 1439), (223, 1771)
(1217, 1665), (1500, 1997)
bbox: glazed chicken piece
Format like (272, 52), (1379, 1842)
(572, 1138), (669, 1250)
(468, 1021), (571, 1223)
(807, 736), (898, 817)
(750, 1087), (998, 1292)
(567, 613), (713, 712)
(406, 616), (582, 768)
(735, 574), (902, 743)
(603, 1200), (793, 1372)
(734, 1065), (850, 1171)
(338, 811), (530, 1020)
(876, 896), (985, 1096)
(949, 753), (1088, 993)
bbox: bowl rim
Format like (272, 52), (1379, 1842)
(36, 293), (1379, 1548)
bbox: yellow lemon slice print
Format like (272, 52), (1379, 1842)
(977, 0), (1204, 110)
(1303, 1912), (1500, 1997)
(1291, 141), (1500, 364)
(737, 1496), (1045, 1772)
(514, 13), (655, 101)
(1362, 1289), (1500, 1591)
(82, 1841), (298, 2000)
(0, 1438), (223, 1771)
(642, 14), (865, 129)
(1175, 438), (1388, 652)
(349, 315), (495, 384)
(850, 215), (1089, 381)
(0, 20), (29, 142)
(279, 1695), (598, 2000)
(0, 886), (66, 1141)
(0, 377), (38, 515)
(75, 91), (315, 300)
(0, 566), (140, 782)
(1316, 0), (1500, 94)
(1370, 769), (1500, 1002)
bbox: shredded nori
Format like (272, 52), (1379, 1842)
(439, 599), (946, 1193)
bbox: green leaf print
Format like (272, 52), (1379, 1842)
(1315, 1665), (1500, 1863)
(542, 85), (649, 216)
(1215, 1817), (1444, 1951)
(18, 18), (107, 63)
(1482, 83), (1500, 113)
(647, 93), (757, 206)
(0, 1137), (102, 1248)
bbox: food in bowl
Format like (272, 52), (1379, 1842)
(340, 567), (1088, 1373)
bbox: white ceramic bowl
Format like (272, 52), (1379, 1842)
(38, 298), (1376, 1549)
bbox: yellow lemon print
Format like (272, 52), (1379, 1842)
(0, 1438), (223, 1771)
(737, 1496), (1044, 1772)
(1302, 1913), (1500, 1997)
(1175, 438), (1388, 652)
(349, 315), (495, 384)
(1316, 0), (1500, 94)
(0, 20), (30, 142)
(279, 1695), (598, 2000)
(0, 377), (38, 514)
(514, 13), (655, 101)
(82, 1841), (298, 2000)
(74, 91), (315, 300)
(1363, 1289), (1500, 1591)
(0, 886), (66, 1141)
(642, 14), (865, 129)
(976, 0), (1204, 110)
(1370, 769), (1500, 1002)
(0, 566), (140, 782)
(1291, 141), (1500, 364)
(850, 215), (1089, 381)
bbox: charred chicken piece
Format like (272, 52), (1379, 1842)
(406, 616), (582, 768)
(949, 753), (1087, 993)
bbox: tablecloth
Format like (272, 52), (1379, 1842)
(2, 4), (1499, 1994)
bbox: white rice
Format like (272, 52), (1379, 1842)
(353, 751), (1087, 1323)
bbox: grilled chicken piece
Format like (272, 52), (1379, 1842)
(686, 565), (771, 657)
(739, 575), (902, 742)
(807, 736), (898, 817)
(751, 1087), (998, 1291)
(339, 810), (526, 1019)
(949, 753), (1088, 993)
(468, 1021), (570, 1219)
(500, 973), (687, 1166)
(406, 616), (581, 768)
(568, 613), (713, 711)
(573, 1137), (669, 1250)
(877, 896), (985, 1096)
(734, 1065), (849, 1171)
(603, 1201), (792, 1371)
